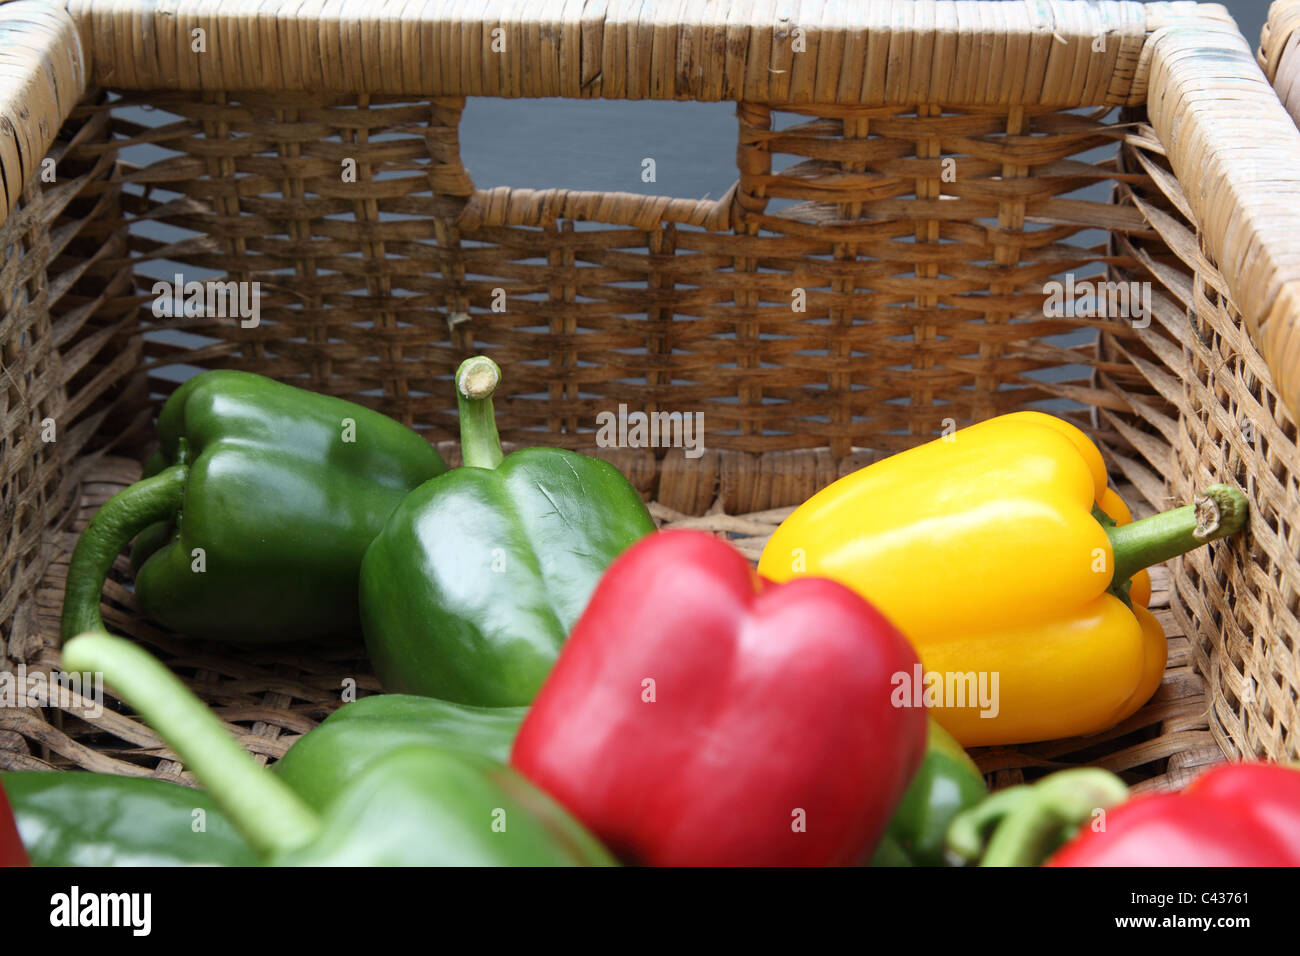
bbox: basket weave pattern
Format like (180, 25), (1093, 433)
(1261, 0), (1300, 125)
(1, 0), (1299, 794)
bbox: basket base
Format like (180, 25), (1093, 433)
(3, 456), (1224, 795)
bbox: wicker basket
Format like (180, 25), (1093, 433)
(2, 0), (1299, 798)
(1262, 1), (1300, 125)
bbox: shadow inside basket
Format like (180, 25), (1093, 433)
(4, 452), (1220, 797)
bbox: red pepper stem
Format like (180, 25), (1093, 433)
(61, 632), (319, 859)
(1106, 484), (1248, 589)
(456, 356), (505, 470)
(947, 769), (1129, 867)
(60, 464), (189, 641)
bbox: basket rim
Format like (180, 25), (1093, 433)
(1259, 0), (1300, 79)
(0, 0), (87, 219)
(52, 0), (1221, 104)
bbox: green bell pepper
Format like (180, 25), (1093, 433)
(61, 370), (446, 643)
(273, 694), (525, 811)
(273, 746), (611, 866)
(63, 632), (615, 866)
(2, 772), (257, 866)
(360, 355), (657, 704)
(870, 718), (988, 866)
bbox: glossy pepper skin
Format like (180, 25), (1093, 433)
(273, 746), (612, 866)
(511, 530), (928, 866)
(2, 772), (256, 866)
(869, 718), (987, 866)
(61, 370), (446, 644)
(0, 781), (28, 866)
(63, 633), (614, 867)
(758, 411), (1249, 747)
(1049, 763), (1300, 867)
(273, 694), (525, 811)
(361, 356), (656, 705)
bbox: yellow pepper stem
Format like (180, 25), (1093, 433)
(1106, 484), (1248, 588)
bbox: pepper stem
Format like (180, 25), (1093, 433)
(456, 355), (504, 469)
(60, 464), (189, 641)
(61, 632), (320, 859)
(1106, 484), (1248, 588)
(947, 769), (1129, 867)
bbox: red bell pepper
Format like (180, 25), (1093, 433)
(0, 781), (29, 867)
(1049, 762), (1300, 866)
(510, 529), (928, 866)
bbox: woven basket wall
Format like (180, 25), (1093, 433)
(1261, 0), (1300, 126)
(2, 0), (1300, 797)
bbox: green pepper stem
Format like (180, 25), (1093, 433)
(1106, 484), (1249, 588)
(947, 769), (1129, 867)
(60, 465), (189, 641)
(456, 355), (504, 469)
(61, 632), (319, 859)
(945, 788), (1035, 864)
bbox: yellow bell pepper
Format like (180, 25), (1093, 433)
(757, 411), (1248, 747)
